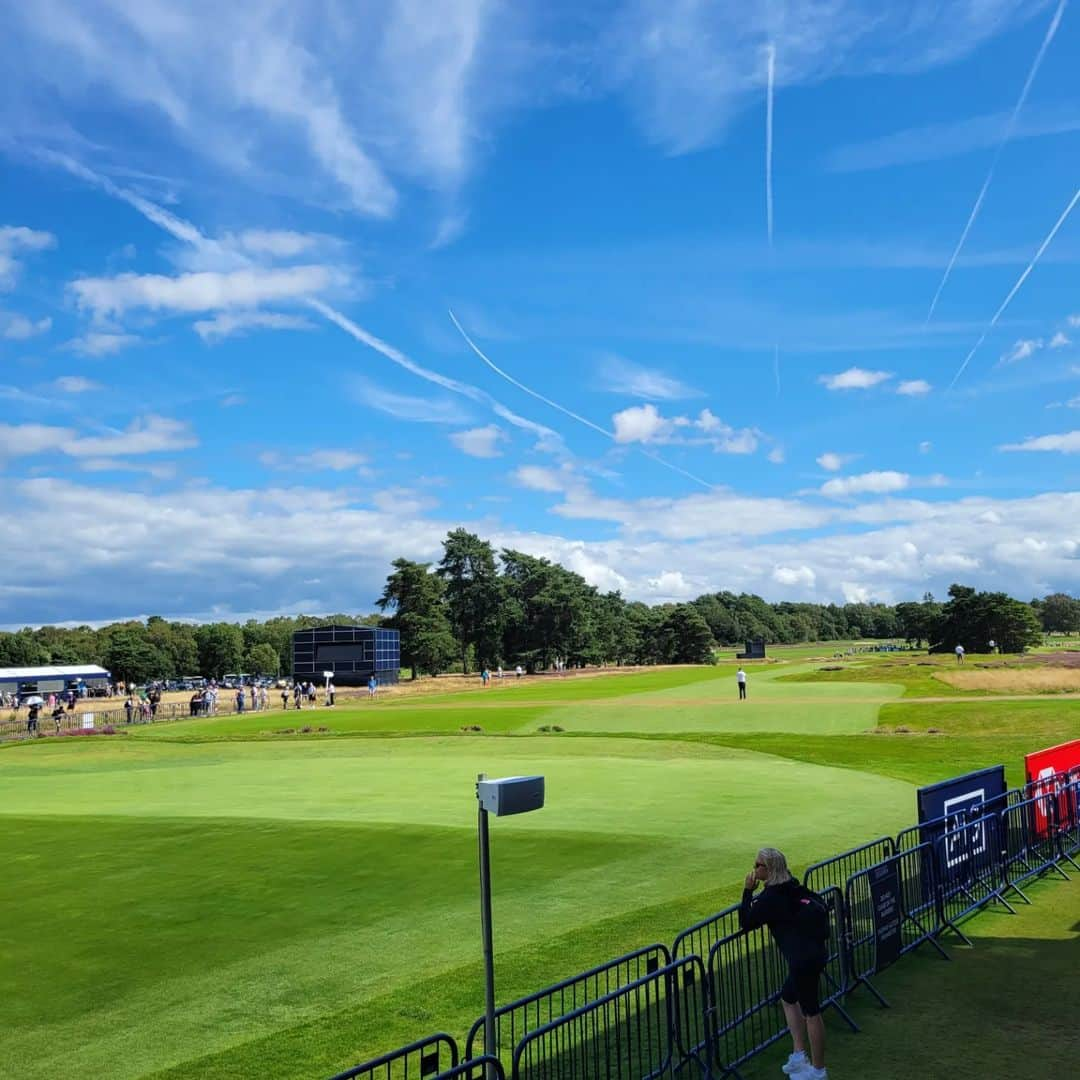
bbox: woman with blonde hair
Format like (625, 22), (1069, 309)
(740, 848), (830, 1079)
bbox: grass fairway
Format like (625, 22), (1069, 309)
(2, 660), (1079, 1079)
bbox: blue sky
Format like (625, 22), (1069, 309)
(1, 0), (1079, 625)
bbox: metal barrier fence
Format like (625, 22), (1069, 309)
(433, 1058), (505, 1080)
(509, 957), (711, 1080)
(331, 785), (1080, 1080)
(934, 813), (1014, 944)
(842, 845), (947, 1007)
(671, 906), (741, 964)
(464, 944), (672, 1063)
(329, 1033), (459, 1080)
(703, 886), (854, 1079)
(803, 837), (895, 896)
(1001, 795), (1070, 903)
(0, 695), (293, 739)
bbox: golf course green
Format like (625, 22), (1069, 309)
(2, 655), (1077, 1079)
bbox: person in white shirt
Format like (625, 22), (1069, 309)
(737, 667), (748, 700)
(955, 644), (965, 664)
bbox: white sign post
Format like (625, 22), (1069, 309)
(81, 714), (95, 730)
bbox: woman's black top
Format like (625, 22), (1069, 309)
(739, 879), (826, 969)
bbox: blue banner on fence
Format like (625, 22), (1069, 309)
(917, 765), (1006, 849)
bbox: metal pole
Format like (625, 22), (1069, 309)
(477, 773), (497, 1079)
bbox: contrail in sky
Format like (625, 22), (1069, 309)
(449, 309), (716, 490)
(949, 184), (1080, 388)
(34, 150), (566, 449)
(765, 42), (775, 248)
(927, 0), (1068, 323)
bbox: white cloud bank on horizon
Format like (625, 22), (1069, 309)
(2, 474), (1078, 626)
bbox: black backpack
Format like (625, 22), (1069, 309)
(791, 884), (830, 943)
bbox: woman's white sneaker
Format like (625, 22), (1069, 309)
(781, 1051), (809, 1075)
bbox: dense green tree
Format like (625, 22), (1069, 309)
(933, 585), (1042, 654)
(246, 642), (280, 676)
(1037, 592), (1080, 634)
(102, 625), (168, 685)
(438, 529), (504, 672)
(377, 558), (456, 678)
(656, 604), (716, 664)
(0, 630), (50, 667)
(196, 623), (245, 679)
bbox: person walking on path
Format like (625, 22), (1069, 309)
(368, 675), (378, 699)
(739, 848), (830, 1080)
(955, 644), (965, 664)
(736, 667), (747, 700)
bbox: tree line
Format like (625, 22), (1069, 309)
(1, 528), (1075, 683)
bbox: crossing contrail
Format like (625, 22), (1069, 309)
(765, 42), (775, 248)
(949, 184), (1080, 388)
(448, 309), (716, 490)
(927, 0), (1068, 323)
(36, 151), (568, 449)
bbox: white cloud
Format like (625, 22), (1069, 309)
(820, 471), (910, 498)
(67, 331), (142, 356)
(825, 104), (1080, 173)
(449, 424), (506, 458)
(612, 403), (670, 444)
(816, 452), (854, 472)
(193, 310), (316, 342)
(0, 423), (74, 458)
(78, 458), (176, 480)
(612, 404), (760, 453)
(767, 446), (785, 464)
(1000, 338), (1043, 364)
(260, 449), (370, 473)
(819, 367), (892, 390)
(840, 582), (873, 604)
(2, 313), (52, 339)
(1049, 331), (1070, 349)
(897, 379), (932, 396)
(1068, 315), (1080, 328)
(231, 230), (333, 258)
(1001, 430), (1080, 454)
(220, 394), (247, 408)
(919, 441), (932, 454)
(772, 564), (816, 588)
(371, 487), (439, 515)
(430, 212), (469, 250)
(71, 266), (337, 320)
(63, 415), (197, 457)
(0, 225), (55, 289)
(54, 376), (100, 394)
(646, 570), (696, 599)
(350, 376), (472, 425)
(597, 354), (701, 400)
(513, 465), (567, 493)
(608, 3), (1039, 155)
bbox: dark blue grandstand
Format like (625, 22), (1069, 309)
(291, 625), (400, 686)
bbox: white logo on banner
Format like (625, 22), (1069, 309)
(943, 787), (986, 868)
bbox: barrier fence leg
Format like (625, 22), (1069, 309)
(826, 994), (860, 1034)
(904, 913), (949, 960)
(853, 975), (890, 1010)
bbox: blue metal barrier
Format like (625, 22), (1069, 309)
(1001, 795), (1070, 903)
(465, 944), (671, 1063)
(509, 957), (712, 1080)
(672, 905), (741, 964)
(842, 845), (948, 1007)
(432, 1058), (505, 1080)
(329, 1033), (459, 1080)
(934, 812), (1014, 944)
(702, 886), (855, 1080)
(803, 837), (895, 896)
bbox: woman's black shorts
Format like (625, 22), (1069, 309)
(781, 963), (824, 1017)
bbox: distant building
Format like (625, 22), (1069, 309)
(736, 639), (767, 660)
(291, 626), (401, 687)
(0, 664), (112, 698)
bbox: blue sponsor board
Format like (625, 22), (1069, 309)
(917, 766), (1006, 880)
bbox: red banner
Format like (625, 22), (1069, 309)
(1024, 740), (1080, 835)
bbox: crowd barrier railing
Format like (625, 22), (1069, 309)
(701, 886), (855, 1080)
(803, 837), (895, 896)
(934, 812), (1014, 944)
(464, 944), (671, 1063)
(432, 1058), (505, 1080)
(1001, 795), (1070, 903)
(1059, 780), (1080, 863)
(842, 845), (948, 1007)
(509, 956), (711, 1080)
(328, 1032), (459, 1080)
(671, 906), (741, 964)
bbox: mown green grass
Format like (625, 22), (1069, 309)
(3, 659), (1078, 1079)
